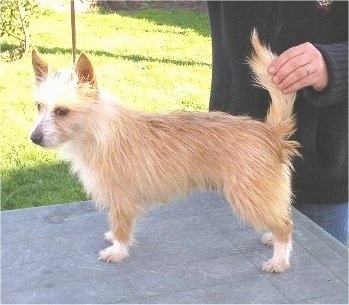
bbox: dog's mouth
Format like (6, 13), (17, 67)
(30, 131), (60, 149)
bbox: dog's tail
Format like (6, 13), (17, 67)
(248, 29), (296, 128)
(248, 28), (299, 159)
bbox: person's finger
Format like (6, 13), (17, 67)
(271, 54), (310, 85)
(268, 44), (307, 74)
(277, 64), (313, 90)
(282, 76), (314, 93)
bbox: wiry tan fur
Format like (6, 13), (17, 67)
(30, 30), (299, 273)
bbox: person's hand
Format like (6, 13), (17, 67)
(268, 42), (329, 94)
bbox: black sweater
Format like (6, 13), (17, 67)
(207, 1), (348, 205)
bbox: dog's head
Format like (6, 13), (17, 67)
(30, 50), (98, 148)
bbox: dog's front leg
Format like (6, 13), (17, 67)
(99, 206), (136, 263)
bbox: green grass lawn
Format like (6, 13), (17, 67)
(0, 7), (211, 210)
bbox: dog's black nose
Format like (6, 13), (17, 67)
(30, 131), (43, 145)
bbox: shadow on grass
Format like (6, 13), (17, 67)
(1, 42), (18, 52)
(1, 162), (87, 211)
(0, 42), (25, 61)
(35, 46), (210, 67)
(119, 9), (210, 38)
(96, 5), (210, 38)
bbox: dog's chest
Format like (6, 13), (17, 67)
(60, 145), (101, 200)
(74, 162), (97, 196)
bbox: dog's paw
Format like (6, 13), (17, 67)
(262, 258), (289, 273)
(104, 231), (114, 244)
(98, 241), (129, 263)
(261, 232), (274, 247)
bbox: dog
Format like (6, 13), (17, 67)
(30, 30), (299, 273)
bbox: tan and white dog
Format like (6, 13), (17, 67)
(30, 30), (299, 272)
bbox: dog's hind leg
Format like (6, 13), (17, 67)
(260, 171), (294, 272)
(223, 178), (293, 273)
(99, 204), (137, 263)
(261, 220), (293, 273)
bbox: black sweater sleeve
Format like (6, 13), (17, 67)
(303, 41), (348, 108)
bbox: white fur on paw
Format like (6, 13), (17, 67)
(98, 241), (129, 263)
(104, 231), (114, 244)
(262, 258), (289, 273)
(261, 232), (274, 247)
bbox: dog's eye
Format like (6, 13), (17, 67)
(54, 107), (69, 116)
(36, 103), (43, 112)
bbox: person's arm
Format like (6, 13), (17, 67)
(304, 42), (348, 107)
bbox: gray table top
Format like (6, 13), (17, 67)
(1, 191), (348, 304)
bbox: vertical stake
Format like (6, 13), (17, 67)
(70, 0), (76, 65)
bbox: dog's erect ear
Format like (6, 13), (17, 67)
(32, 49), (48, 84)
(75, 53), (97, 87)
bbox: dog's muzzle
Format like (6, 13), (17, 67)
(30, 129), (43, 145)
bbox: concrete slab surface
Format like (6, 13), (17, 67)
(1, 192), (348, 303)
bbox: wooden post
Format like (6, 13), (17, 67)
(70, 0), (76, 65)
